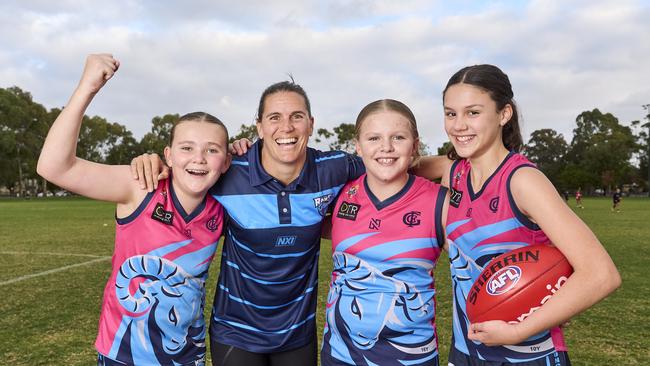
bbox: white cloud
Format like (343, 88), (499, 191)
(1, 0), (648, 152)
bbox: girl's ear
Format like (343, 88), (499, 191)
(499, 104), (513, 126)
(163, 146), (172, 167)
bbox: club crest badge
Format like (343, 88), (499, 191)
(206, 215), (219, 232)
(403, 211), (421, 227)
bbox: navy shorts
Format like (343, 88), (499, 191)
(97, 353), (205, 366)
(210, 337), (317, 366)
(448, 347), (571, 366)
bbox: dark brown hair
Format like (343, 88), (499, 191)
(442, 64), (523, 160)
(256, 79), (311, 122)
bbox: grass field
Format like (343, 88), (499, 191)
(1, 196), (648, 365)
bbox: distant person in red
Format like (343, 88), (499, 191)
(575, 188), (584, 209)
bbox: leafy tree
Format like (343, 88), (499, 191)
(436, 141), (453, 156)
(105, 124), (143, 165)
(0, 87), (49, 196)
(631, 104), (650, 192)
(524, 129), (568, 188)
(230, 123), (258, 143)
(566, 109), (638, 193)
(315, 123), (356, 153)
(139, 114), (178, 155)
(418, 140), (431, 157)
(314, 128), (333, 145)
(76, 115), (125, 162)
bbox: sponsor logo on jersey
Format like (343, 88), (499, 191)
(402, 211), (421, 227)
(465, 208), (473, 217)
(184, 229), (192, 238)
(151, 203), (173, 225)
(369, 218), (381, 230)
(346, 185), (359, 198)
(454, 170), (463, 184)
(206, 215), (219, 232)
(313, 193), (334, 216)
(450, 188), (463, 208)
(276, 235), (297, 247)
(337, 201), (360, 220)
(486, 266), (521, 295)
(467, 249), (540, 304)
(489, 196), (499, 213)
(513, 275), (568, 324)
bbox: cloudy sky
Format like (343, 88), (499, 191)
(2, 0), (649, 151)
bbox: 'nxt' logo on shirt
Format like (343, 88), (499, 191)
(337, 201), (360, 221)
(276, 235), (297, 247)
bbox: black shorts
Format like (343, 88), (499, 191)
(447, 347), (571, 366)
(98, 353), (205, 366)
(210, 337), (317, 366)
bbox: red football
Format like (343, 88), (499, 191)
(466, 244), (573, 324)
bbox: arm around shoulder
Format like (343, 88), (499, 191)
(412, 155), (453, 186)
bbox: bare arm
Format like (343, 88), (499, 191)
(412, 155), (453, 187)
(37, 54), (143, 206)
(468, 167), (621, 346)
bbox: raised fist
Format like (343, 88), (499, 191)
(77, 53), (120, 94)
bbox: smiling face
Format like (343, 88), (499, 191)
(355, 110), (418, 189)
(443, 83), (512, 160)
(256, 91), (314, 177)
(164, 121), (230, 199)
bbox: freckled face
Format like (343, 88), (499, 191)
(355, 110), (418, 186)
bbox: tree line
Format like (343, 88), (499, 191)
(1, 86), (648, 197)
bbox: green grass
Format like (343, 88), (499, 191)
(1, 197), (648, 365)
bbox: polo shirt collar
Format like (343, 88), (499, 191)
(248, 139), (318, 189)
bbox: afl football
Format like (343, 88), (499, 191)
(466, 244), (573, 324)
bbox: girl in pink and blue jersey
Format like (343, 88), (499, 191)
(418, 64), (621, 365)
(37, 54), (231, 366)
(321, 99), (448, 366)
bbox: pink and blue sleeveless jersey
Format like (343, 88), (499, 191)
(95, 177), (223, 365)
(445, 152), (567, 362)
(322, 174), (447, 366)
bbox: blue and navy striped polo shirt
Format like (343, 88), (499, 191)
(209, 140), (364, 352)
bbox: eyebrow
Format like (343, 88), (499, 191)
(444, 104), (484, 110)
(177, 140), (223, 146)
(264, 111), (307, 118)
